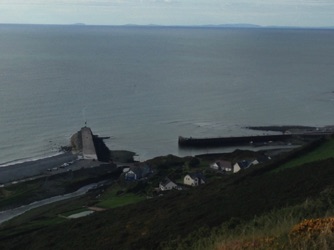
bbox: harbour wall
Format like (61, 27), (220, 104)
(178, 133), (330, 148)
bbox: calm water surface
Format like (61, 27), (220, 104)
(0, 25), (333, 164)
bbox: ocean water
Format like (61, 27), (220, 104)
(0, 25), (334, 164)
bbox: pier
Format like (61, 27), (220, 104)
(178, 132), (332, 148)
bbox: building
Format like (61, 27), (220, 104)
(124, 164), (152, 181)
(184, 173), (206, 186)
(233, 160), (252, 173)
(70, 126), (111, 162)
(159, 178), (178, 191)
(210, 160), (233, 172)
(81, 127), (98, 160)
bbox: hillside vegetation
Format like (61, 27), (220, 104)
(1, 136), (334, 249)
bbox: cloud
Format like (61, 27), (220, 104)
(0, 0), (176, 5)
(1, 0), (332, 9)
(0, 0), (333, 26)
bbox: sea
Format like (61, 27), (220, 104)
(0, 24), (334, 165)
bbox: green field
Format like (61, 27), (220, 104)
(275, 138), (334, 172)
(96, 188), (146, 209)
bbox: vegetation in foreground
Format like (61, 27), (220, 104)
(0, 136), (334, 249)
(166, 187), (334, 250)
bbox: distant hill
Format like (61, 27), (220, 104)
(202, 23), (262, 28)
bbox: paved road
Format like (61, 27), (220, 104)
(0, 182), (106, 224)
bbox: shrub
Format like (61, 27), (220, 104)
(188, 157), (200, 168)
(289, 217), (334, 249)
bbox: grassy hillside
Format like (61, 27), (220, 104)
(277, 137), (334, 171)
(1, 137), (334, 249)
(0, 164), (121, 210)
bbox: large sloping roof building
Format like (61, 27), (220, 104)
(81, 127), (98, 160)
(71, 127), (111, 162)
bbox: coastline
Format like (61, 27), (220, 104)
(1, 124), (332, 185)
(0, 152), (65, 167)
(0, 153), (77, 184)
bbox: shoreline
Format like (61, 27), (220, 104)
(0, 150), (135, 185)
(0, 153), (78, 184)
(0, 152), (66, 167)
(2, 124), (332, 184)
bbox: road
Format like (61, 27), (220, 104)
(0, 182), (106, 224)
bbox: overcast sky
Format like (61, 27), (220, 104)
(0, 0), (333, 27)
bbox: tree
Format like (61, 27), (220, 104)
(189, 157), (200, 168)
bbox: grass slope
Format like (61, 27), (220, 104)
(1, 137), (334, 249)
(96, 187), (146, 209)
(276, 137), (334, 171)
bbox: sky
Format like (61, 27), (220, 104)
(0, 0), (333, 27)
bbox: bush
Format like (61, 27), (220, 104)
(188, 157), (200, 168)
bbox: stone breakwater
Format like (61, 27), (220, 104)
(178, 134), (293, 147)
(178, 132), (332, 148)
(179, 125), (334, 148)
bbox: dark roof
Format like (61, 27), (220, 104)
(160, 177), (174, 186)
(257, 155), (271, 163)
(236, 160), (251, 169)
(126, 164), (152, 178)
(126, 166), (143, 177)
(188, 172), (206, 181)
(217, 160), (232, 168)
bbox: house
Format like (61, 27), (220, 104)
(139, 164), (152, 177)
(210, 162), (220, 170)
(124, 164), (152, 181)
(233, 160), (252, 173)
(159, 178), (179, 191)
(256, 155), (272, 164)
(210, 160), (233, 172)
(248, 155), (272, 167)
(125, 167), (143, 181)
(122, 167), (131, 173)
(184, 173), (206, 186)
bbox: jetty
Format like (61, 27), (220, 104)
(178, 132), (333, 148)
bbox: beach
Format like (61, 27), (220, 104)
(0, 153), (78, 184)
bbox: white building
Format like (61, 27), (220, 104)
(184, 173), (205, 186)
(159, 178), (178, 191)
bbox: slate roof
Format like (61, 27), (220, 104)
(160, 177), (174, 186)
(236, 160), (252, 169)
(188, 172), (206, 182)
(216, 160), (232, 169)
